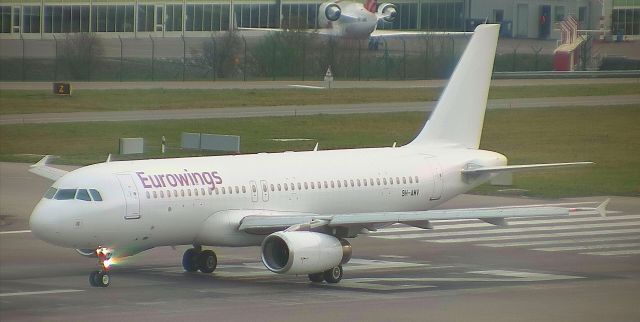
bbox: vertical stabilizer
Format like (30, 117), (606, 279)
(408, 24), (499, 149)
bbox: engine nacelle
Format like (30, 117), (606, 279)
(377, 3), (397, 23)
(324, 3), (342, 22)
(76, 248), (97, 258)
(261, 231), (352, 275)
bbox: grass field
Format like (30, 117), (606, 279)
(1, 83), (639, 114)
(0, 105), (638, 197)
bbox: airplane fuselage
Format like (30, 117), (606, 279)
(318, 1), (379, 39)
(30, 146), (505, 257)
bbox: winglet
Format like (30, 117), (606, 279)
(596, 198), (610, 217)
(313, 143), (319, 151)
(28, 155), (68, 181)
(106, 154), (113, 163)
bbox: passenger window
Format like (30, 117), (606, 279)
(167, 190), (172, 198)
(415, 176), (419, 183)
(284, 184), (289, 191)
(363, 179), (368, 187)
(357, 179), (361, 187)
(376, 178), (381, 185)
(227, 187), (232, 195)
(194, 189), (198, 196)
(160, 191), (165, 198)
(324, 181), (328, 189)
(330, 181), (335, 188)
(403, 177), (407, 184)
(370, 178), (374, 186)
(54, 189), (77, 200)
(297, 183), (302, 190)
(188, 189), (192, 196)
(343, 180), (348, 187)
(389, 177), (393, 185)
(383, 178), (387, 185)
(291, 183), (295, 191)
(146, 191), (151, 199)
(409, 176), (413, 184)
(242, 186), (246, 193)
(221, 187), (226, 194)
(304, 182), (308, 190)
(89, 189), (102, 201)
(44, 187), (57, 199)
(277, 184), (282, 191)
(215, 188), (219, 195)
(76, 189), (91, 201)
(396, 177), (400, 184)
(153, 191), (158, 199)
(337, 181), (341, 188)
(181, 190), (185, 197)
(270, 184), (275, 192)
(311, 182), (315, 189)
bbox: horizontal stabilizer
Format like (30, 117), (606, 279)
(29, 155), (68, 181)
(462, 162), (593, 176)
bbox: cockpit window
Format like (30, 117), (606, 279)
(54, 189), (77, 200)
(76, 189), (91, 201)
(89, 189), (103, 201)
(44, 187), (57, 199)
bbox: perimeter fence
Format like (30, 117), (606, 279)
(0, 31), (555, 82)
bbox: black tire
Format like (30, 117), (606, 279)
(198, 250), (217, 273)
(89, 270), (99, 287)
(323, 266), (343, 284)
(308, 272), (324, 283)
(96, 271), (110, 287)
(182, 248), (199, 272)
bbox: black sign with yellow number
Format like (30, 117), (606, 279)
(53, 83), (71, 96)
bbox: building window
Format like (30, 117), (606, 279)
(554, 6), (565, 22)
(22, 6), (40, 33)
(0, 6), (11, 33)
(166, 4), (183, 31)
(138, 5), (154, 32)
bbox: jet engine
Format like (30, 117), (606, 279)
(261, 231), (352, 275)
(324, 3), (342, 21)
(377, 3), (397, 23)
(76, 248), (97, 257)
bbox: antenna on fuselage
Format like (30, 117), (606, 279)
(106, 154), (112, 163)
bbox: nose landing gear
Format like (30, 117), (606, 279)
(89, 247), (112, 287)
(182, 246), (217, 273)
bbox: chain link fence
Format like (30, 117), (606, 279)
(0, 32), (558, 82)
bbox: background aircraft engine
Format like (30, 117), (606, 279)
(261, 231), (352, 275)
(377, 3), (398, 22)
(324, 4), (342, 21)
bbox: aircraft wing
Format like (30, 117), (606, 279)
(28, 155), (68, 181)
(462, 162), (593, 176)
(371, 30), (473, 38)
(238, 200), (608, 235)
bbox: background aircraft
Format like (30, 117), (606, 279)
(241, 0), (469, 40)
(28, 24), (599, 288)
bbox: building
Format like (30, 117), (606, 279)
(0, 0), (638, 39)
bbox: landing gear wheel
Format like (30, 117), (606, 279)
(308, 272), (325, 283)
(89, 270), (110, 287)
(197, 250), (217, 273)
(323, 265), (343, 284)
(182, 248), (199, 272)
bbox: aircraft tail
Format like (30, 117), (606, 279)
(364, 0), (378, 13)
(407, 24), (499, 149)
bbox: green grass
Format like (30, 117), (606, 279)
(1, 83), (639, 115)
(1, 105), (638, 197)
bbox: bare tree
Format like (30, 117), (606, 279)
(60, 33), (103, 80)
(198, 31), (243, 79)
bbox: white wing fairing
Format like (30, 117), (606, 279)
(28, 25), (598, 287)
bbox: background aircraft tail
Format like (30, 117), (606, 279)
(407, 24), (499, 149)
(364, 0), (378, 13)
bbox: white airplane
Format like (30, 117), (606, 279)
(28, 24), (601, 288)
(242, 0), (468, 39)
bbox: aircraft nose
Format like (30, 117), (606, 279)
(29, 202), (64, 245)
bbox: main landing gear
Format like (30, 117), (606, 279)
(182, 246), (217, 273)
(89, 247), (112, 287)
(308, 265), (343, 284)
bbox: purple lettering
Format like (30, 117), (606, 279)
(150, 175), (163, 188)
(192, 173), (203, 185)
(136, 171), (152, 188)
(158, 174), (167, 187)
(212, 171), (222, 184)
(166, 174), (178, 187)
(202, 172), (215, 189)
(176, 174), (190, 186)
